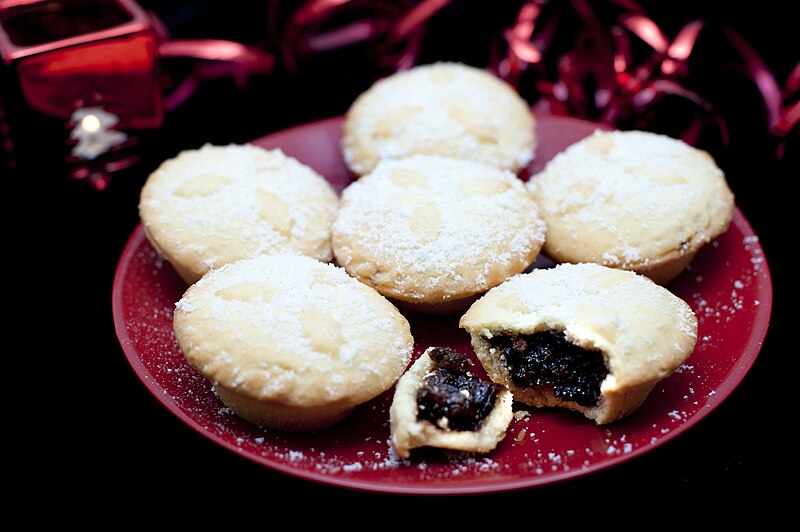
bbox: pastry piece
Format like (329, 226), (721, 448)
(173, 253), (414, 432)
(342, 61), (536, 176)
(139, 144), (339, 285)
(527, 130), (735, 284)
(390, 347), (513, 459)
(331, 155), (547, 313)
(459, 263), (698, 424)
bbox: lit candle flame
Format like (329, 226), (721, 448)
(70, 107), (127, 160)
(80, 114), (101, 134)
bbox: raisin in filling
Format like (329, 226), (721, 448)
(416, 347), (501, 432)
(489, 331), (608, 407)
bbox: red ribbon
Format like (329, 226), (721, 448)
(496, 0), (795, 157)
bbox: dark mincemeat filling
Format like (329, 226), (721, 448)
(488, 331), (608, 407)
(416, 347), (501, 432)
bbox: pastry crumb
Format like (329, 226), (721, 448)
(513, 409), (531, 421)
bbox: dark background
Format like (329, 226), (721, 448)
(11, 0), (795, 515)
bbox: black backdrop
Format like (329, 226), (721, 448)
(13, 0), (795, 516)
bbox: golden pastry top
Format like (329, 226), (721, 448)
(342, 62), (536, 175)
(528, 130), (734, 277)
(332, 155), (547, 304)
(139, 144), (339, 284)
(173, 254), (414, 408)
(460, 262), (697, 389)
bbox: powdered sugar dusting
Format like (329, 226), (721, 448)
(527, 129), (734, 270)
(174, 253), (413, 401)
(465, 263), (698, 375)
(343, 62), (535, 174)
(333, 155), (546, 302)
(139, 144), (338, 274)
(686, 235), (766, 327)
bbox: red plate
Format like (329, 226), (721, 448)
(112, 114), (772, 494)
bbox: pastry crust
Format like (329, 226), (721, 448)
(459, 263), (698, 424)
(342, 62), (536, 175)
(390, 348), (514, 459)
(139, 144), (339, 285)
(527, 130), (735, 284)
(332, 155), (547, 310)
(173, 254), (414, 431)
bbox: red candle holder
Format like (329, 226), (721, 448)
(0, 0), (161, 186)
(1, 0), (273, 188)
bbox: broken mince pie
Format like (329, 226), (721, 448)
(390, 347), (513, 459)
(459, 263), (698, 424)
